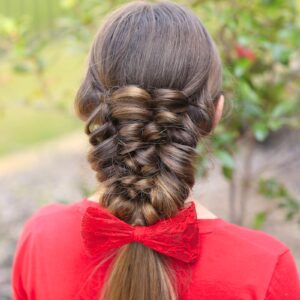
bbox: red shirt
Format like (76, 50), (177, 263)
(12, 197), (300, 300)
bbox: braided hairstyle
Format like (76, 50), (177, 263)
(74, 1), (222, 300)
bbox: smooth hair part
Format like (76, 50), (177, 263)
(74, 1), (222, 300)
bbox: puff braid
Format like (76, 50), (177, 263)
(74, 2), (223, 300)
(84, 85), (204, 226)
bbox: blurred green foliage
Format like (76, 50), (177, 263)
(193, 0), (300, 177)
(192, 0), (300, 226)
(252, 177), (300, 229)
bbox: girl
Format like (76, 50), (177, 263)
(12, 1), (300, 299)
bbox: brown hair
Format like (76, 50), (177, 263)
(74, 1), (222, 299)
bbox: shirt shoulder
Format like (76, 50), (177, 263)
(11, 199), (89, 299)
(13, 199), (88, 267)
(265, 249), (300, 300)
(25, 200), (81, 223)
(215, 219), (290, 256)
(20, 199), (88, 236)
(189, 219), (299, 299)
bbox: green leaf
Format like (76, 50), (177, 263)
(13, 62), (31, 73)
(215, 150), (235, 169)
(252, 122), (269, 141)
(277, 202), (287, 208)
(271, 44), (291, 65)
(258, 178), (280, 198)
(271, 102), (294, 118)
(267, 119), (282, 131)
(285, 211), (295, 221)
(238, 81), (259, 103)
(222, 165), (233, 180)
(233, 58), (252, 77)
(252, 211), (267, 229)
(56, 198), (70, 204)
(212, 130), (236, 147)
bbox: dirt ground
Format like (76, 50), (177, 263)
(0, 128), (299, 299)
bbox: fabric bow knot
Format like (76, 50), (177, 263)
(81, 201), (200, 263)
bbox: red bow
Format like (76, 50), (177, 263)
(81, 201), (200, 263)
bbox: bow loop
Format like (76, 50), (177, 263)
(81, 201), (200, 263)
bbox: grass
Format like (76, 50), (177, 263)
(0, 105), (82, 156)
(0, 37), (88, 157)
(0, 0), (89, 157)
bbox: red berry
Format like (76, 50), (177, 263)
(235, 45), (256, 61)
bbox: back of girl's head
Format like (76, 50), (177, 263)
(75, 1), (222, 299)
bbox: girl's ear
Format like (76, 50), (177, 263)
(212, 94), (224, 130)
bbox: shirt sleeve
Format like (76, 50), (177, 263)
(11, 218), (34, 300)
(265, 249), (300, 300)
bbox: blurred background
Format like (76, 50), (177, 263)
(0, 0), (300, 298)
